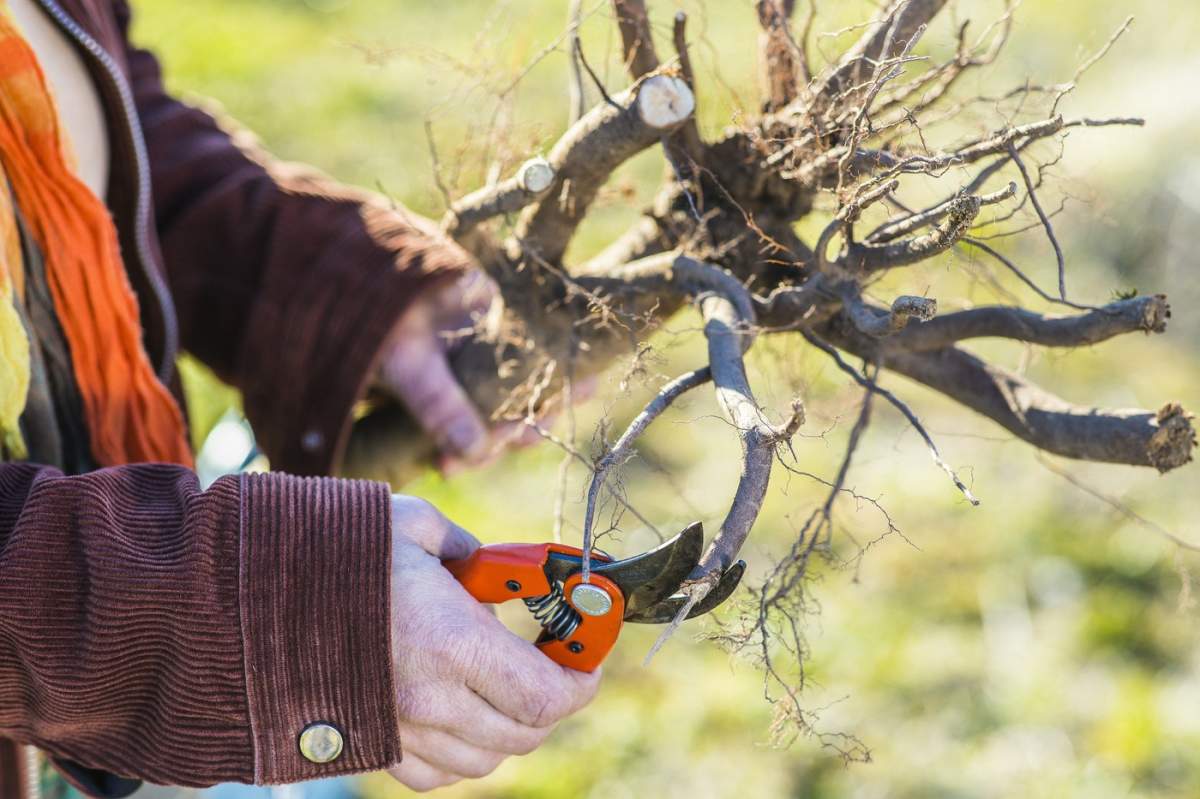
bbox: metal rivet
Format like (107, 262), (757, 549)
(505, 580), (522, 592)
(301, 430), (325, 452)
(568, 642), (584, 653)
(298, 722), (343, 764)
(570, 583), (613, 617)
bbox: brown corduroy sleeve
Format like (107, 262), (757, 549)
(0, 463), (400, 789)
(115, 0), (471, 477)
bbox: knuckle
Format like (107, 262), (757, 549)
(399, 496), (444, 526)
(483, 751), (508, 776)
(511, 727), (548, 755)
(427, 772), (460, 792)
(428, 772), (462, 791)
(439, 623), (486, 673)
(394, 496), (453, 547)
(526, 684), (573, 728)
(574, 672), (602, 708)
(417, 394), (460, 431)
(461, 752), (506, 779)
(390, 765), (446, 794)
(395, 684), (438, 725)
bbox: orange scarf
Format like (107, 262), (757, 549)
(0, 9), (191, 467)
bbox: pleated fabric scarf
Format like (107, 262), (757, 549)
(0, 6), (191, 466)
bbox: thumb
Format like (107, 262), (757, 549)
(379, 322), (490, 464)
(392, 495), (480, 560)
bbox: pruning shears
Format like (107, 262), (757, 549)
(445, 523), (745, 672)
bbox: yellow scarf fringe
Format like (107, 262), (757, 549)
(0, 170), (29, 460)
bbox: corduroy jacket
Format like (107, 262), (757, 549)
(0, 0), (472, 795)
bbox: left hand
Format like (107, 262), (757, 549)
(376, 271), (534, 475)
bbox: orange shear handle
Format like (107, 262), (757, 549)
(445, 543), (624, 672)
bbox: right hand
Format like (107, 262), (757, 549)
(387, 496), (601, 791)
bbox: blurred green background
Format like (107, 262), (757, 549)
(133, 1), (1200, 796)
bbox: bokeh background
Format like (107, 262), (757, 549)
(132, 1), (1199, 796)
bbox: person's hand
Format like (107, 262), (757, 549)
(377, 272), (502, 474)
(388, 496), (601, 791)
(377, 271), (592, 476)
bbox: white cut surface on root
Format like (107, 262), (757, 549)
(637, 75), (695, 129)
(517, 157), (556, 193)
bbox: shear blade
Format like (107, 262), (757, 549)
(623, 560), (746, 624)
(590, 521), (705, 618)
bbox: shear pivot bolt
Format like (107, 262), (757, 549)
(570, 584), (613, 616)
(505, 580), (522, 592)
(568, 642), (584, 653)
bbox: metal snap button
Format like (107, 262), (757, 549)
(301, 429), (325, 452)
(298, 722), (343, 764)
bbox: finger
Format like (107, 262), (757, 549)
(388, 753), (460, 793)
(398, 682), (551, 755)
(488, 419), (542, 451)
(555, 665), (603, 718)
(429, 270), (497, 324)
(439, 421), (531, 474)
(437, 442), (504, 478)
(379, 328), (491, 464)
(392, 495), (481, 559)
(464, 620), (604, 728)
(399, 726), (507, 779)
(514, 418), (551, 448)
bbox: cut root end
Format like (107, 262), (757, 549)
(637, 74), (696, 130)
(1150, 402), (1197, 473)
(517, 157), (556, 194)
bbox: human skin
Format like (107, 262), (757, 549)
(377, 270), (589, 475)
(376, 271), (508, 474)
(387, 496), (601, 791)
(5, 0), (598, 789)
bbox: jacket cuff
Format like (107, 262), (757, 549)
(239, 472), (400, 783)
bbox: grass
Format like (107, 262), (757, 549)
(134, 1), (1200, 796)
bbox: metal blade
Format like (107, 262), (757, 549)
(623, 559), (746, 624)
(591, 522), (705, 617)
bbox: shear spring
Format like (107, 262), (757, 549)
(523, 581), (581, 641)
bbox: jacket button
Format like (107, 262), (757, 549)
(301, 429), (325, 452)
(298, 722), (344, 764)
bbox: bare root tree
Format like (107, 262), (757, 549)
(348, 0), (1196, 750)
